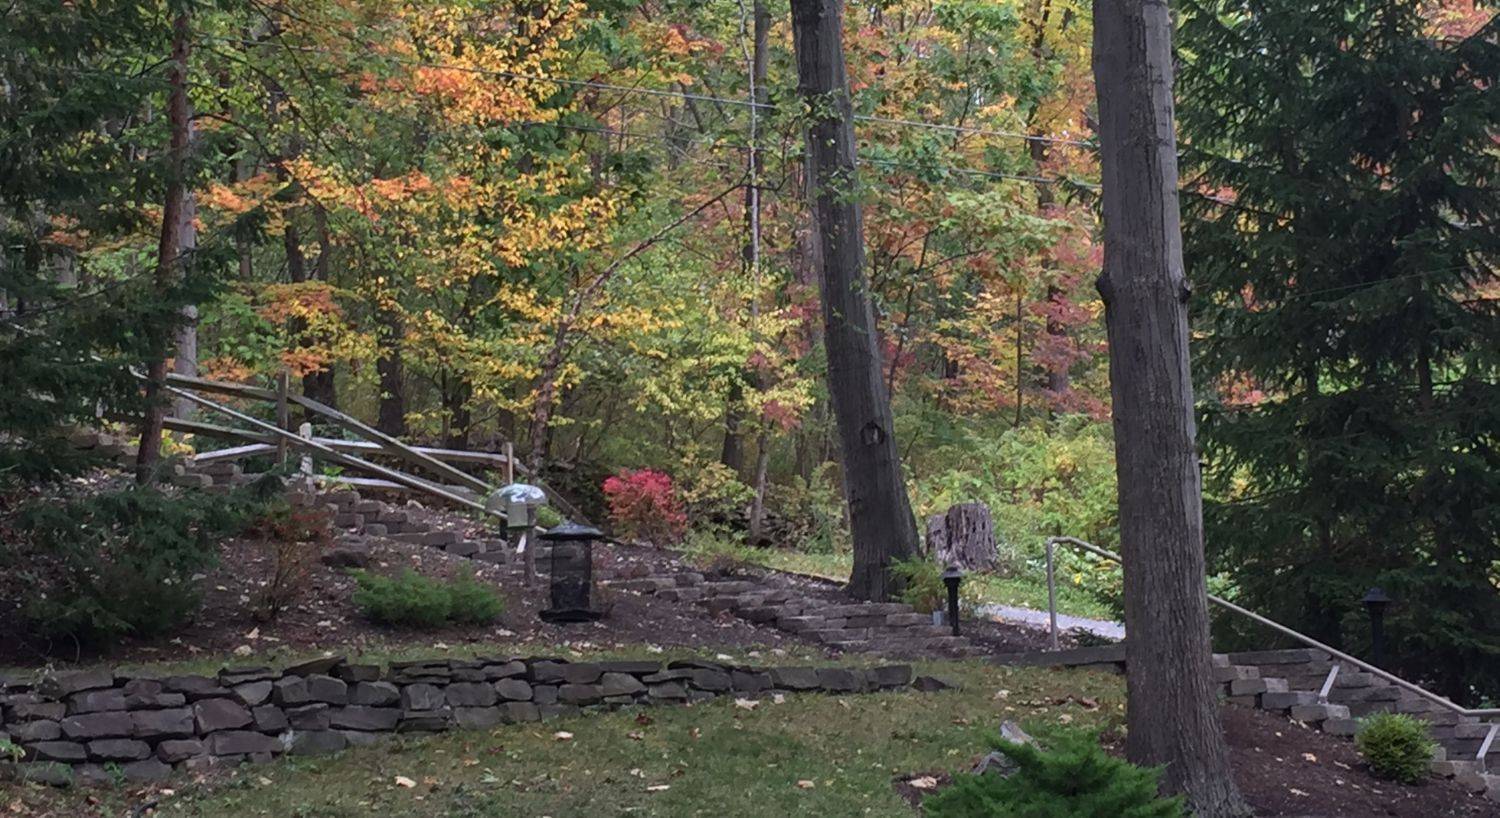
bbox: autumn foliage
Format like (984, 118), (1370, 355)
(603, 469), (689, 545)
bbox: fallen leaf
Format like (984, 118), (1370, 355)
(646, 785), (670, 792)
(1289, 788), (1309, 797)
(734, 698), (759, 711)
(394, 776), (416, 788)
(796, 780), (815, 789)
(1301, 752), (1317, 763)
(909, 776), (939, 790)
(627, 731), (644, 741)
(553, 732), (574, 741)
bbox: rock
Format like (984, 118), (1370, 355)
(767, 668), (819, 691)
(869, 665), (914, 689)
(9, 720), (62, 743)
(59, 712), (133, 740)
(600, 673), (646, 698)
(529, 662), (568, 684)
(973, 721), (1036, 777)
(329, 706), (400, 731)
(86, 739), (151, 762)
(195, 699), (253, 733)
(597, 661), (662, 675)
(272, 677), (312, 707)
(337, 730), (386, 748)
(156, 739), (206, 763)
(131, 708), (194, 740)
(40, 669), (114, 698)
(482, 661), (528, 681)
(397, 712), (452, 732)
(206, 730), (283, 756)
(641, 669), (695, 684)
(350, 682), (401, 707)
(321, 547), (372, 569)
(306, 675), (348, 705)
(500, 702), (541, 723)
(911, 676), (955, 692)
(532, 685), (559, 705)
(560, 664), (602, 685)
(289, 730), (347, 756)
(9, 702), (66, 721)
(163, 675), (228, 699)
(816, 668), (861, 693)
(285, 656), (346, 677)
(731, 671), (772, 693)
(690, 670), (732, 692)
(647, 682), (688, 700)
(219, 667), (276, 686)
(251, 705), (289, 733)
(453, 707), (502, 729)
(494, 679), (533, 701)
(558, 684), (602, 705)
(335, 665), (381, 683)
(66, 689), (127, 714)
(402, 684), (446, 711)
(287, 704), (331, 730)
(232, 681), (274, 707)
(121, 758), (172, 782)
(25, 741), (87, 763)
(446, 683), (498, 708)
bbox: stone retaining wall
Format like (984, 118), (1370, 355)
(1, 655), (939, 787)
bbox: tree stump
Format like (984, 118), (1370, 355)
(924, 502), (997, 571)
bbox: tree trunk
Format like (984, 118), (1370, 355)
(375, 307), (407, 437)
(1092, 1), (1251, 814)
(924, 502), (997, 571)
(303, 204), (338, 409)
(790, 0), (919, 601)
(136, 8), (194, 484)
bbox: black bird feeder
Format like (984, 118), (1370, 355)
(1361, 586), (1393, 666)
(941, 565), (965, 637)
(538, 521), (605, 624)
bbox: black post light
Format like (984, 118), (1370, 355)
(538, 521), (605, 624)
(1361, 586), (1392, 667)
(941, 565), (964, 637)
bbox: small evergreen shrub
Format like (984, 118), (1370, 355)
(1355, 713), (1436, 784)
(924, 733), (1183, 818)
(351, 570), (504, 627)
(7, 481), (276, 643)
(602, 468), (688, 545)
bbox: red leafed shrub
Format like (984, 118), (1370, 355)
(602, 469), (688, 545)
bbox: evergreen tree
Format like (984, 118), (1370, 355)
(1178, 1), (1499, 702)
(0, 1), (215, 485)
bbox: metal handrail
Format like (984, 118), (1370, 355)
(1043, 535), (1500, 771)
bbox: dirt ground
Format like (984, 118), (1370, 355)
(896, 704), (1494, 817)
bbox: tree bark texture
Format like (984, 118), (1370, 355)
(375, 307), (407, 437)
(136, 8), (194, 484)
(924, 502), (997, 571)
(1092, 1), (1251, 814)
(790, 0), (920, 602)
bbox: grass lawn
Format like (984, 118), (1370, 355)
(11, 661), (1124, 818)
(744, 550), (1117, 622)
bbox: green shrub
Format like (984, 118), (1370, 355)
(891, 557), (982, 615)
(925, 733), (1183, 818)
(352, 570), (504, 627)
(1355, 713), (1436, 784)
(6, 480), (278, 643)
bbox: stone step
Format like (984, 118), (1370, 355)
(1288, 703), (1350, 723)
(1211, 664), (1260, 684)
(1432, 759), (1478, 778)
(1260, 690), (1320, 711)
(1453, 770), (1500, 800)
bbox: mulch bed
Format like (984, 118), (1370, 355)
(895, 704), (1493, 816)
(0, 531), (817, 670)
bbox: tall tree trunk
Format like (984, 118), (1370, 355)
(375, 307), (407, 437)
(1092, 1), (1250, 814)
(303, 204), (338, 408)
(790, 0), (919, 601)
(136, 8), (194, 484)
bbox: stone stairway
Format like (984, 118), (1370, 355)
(1214, 649), (1499, 800)
(605, 572), (977, 657)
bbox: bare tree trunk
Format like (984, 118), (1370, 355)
(136, 8), (194, 484)
(791, 0), (919, 601)
(303, 204), (338, 409)
(375, 306), (406, 437)
(1092, 1), (1250, 814)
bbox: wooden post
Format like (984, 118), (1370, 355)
(298, 422), (313, 477)
(523, 505), (538, 588)
(504, 441), (515, 485)
(275, 369), (290, 465)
